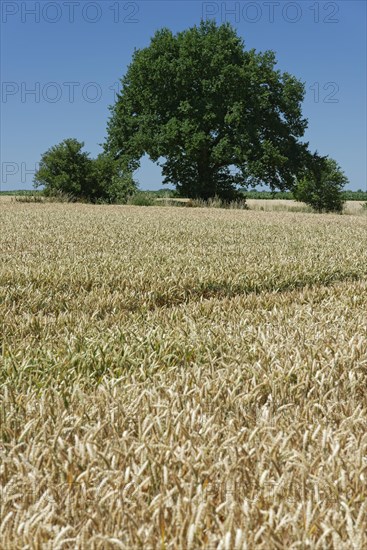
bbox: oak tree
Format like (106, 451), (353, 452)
(105, 21), (311, 199)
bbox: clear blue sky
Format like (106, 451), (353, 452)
(1, 0), (366, 191)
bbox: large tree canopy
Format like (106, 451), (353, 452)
(105, 21), (311, 199)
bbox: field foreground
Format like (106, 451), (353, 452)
(1, 203), (367, 549)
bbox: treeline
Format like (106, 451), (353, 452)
(2, 188), (366, 201)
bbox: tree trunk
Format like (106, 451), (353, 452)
(197, 150), (215, 199)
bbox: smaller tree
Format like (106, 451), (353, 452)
(34, 138), (92, 199)
(293, 155), (348, 213)
(34, 139), (137, 203)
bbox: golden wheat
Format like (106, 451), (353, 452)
(1, 202), (367, 549)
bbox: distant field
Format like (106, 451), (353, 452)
(1, 202), (367, 548)
(3, 195), (366, 214)
(246, 199), (366, 214)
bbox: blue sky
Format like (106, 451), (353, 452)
(1, 0), (366, 191)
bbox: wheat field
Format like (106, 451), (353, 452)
(1, 202), (367, 549)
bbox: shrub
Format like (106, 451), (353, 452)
(127, 192), (156, 206)
(293, 157), (348, 213)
